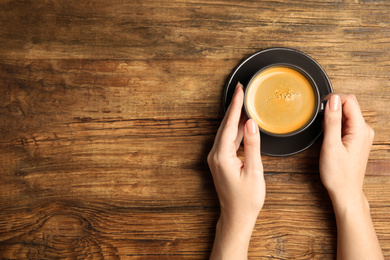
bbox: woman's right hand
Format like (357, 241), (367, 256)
(319, 93), (374, 205)
(319, 93), (383, 260)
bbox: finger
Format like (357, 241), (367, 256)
(218, 83), (244, 150)
(234, 109), (248, 150)
(341, 95), (367, 132)
(243, 119), (262, 174)
(323, 94), (343, 146)
(224, 82), (244, 129)
(324, 93), (365, 126)
(213, 82), (243, 146)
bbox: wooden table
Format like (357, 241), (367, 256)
(1, 1), (389, 259)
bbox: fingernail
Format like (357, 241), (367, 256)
(330, 95), (340, 111)
(235, 82), (244, 93)
(246, 119), (257, 134)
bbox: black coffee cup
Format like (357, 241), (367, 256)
(244, 63), (326, 137)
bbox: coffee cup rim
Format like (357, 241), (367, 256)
(244, 63), (321, 138)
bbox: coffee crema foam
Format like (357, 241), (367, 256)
(246, 66), (316, 134)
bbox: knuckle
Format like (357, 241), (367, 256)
(347, 93), (357, 101)
(244, 136), (258, 147)
(207, 151), (222, 168)
(252, 169), (264, 176)
(348, 94), (361, 106)
(245, 167), (264, 178)
(224, 119), (236, 130)
(326, 115), (341, 126)
(207, 152), (213, 166)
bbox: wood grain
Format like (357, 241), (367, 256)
(1, 0), (389, 259)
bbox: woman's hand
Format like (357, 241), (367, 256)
(208, 82), (265, 260)
(320, 93), (383, 260)
(320, 93), (374, 206)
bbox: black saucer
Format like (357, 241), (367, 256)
(224, 48), (333, 156)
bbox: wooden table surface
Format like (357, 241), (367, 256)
(1, 0), (389, 259)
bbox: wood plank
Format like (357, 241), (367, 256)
(1, 0), (390, 258)
(1, 59), (389, 165)
(1, 174), (389, 259)
(1, 0), (390, 69)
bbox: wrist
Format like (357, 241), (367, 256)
(330, 190), (369, 218)
(217, 212), (257, 238)
(211, 214), (256, 260)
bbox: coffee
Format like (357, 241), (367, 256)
(245, 66), (316, 135)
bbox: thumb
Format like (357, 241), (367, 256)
(323, 94), (342, 146)
(243, 119), (262, 173)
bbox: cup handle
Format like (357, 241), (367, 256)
(319, 99), (327, 114)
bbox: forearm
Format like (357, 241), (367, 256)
(331, 192), (384, 260)
(210, 214), (256, 260)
